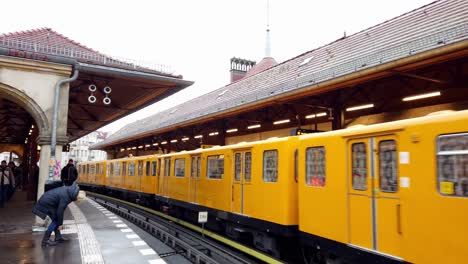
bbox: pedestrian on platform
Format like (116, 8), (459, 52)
(0, 160), (15, 207)
(7, 161), (18, 199)
(61, 159), (78, 186)
(9, 161), (22, 190)
(32, 182), (80, 247)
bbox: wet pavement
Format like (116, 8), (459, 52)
(0, 190), (80, 264)
(0, 190), (191, 264)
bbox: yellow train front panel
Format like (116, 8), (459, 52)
(298, 110), (468, 263)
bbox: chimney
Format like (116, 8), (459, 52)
(230, 57), (256, 83)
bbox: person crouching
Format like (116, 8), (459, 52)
(32, 183), (80, 247)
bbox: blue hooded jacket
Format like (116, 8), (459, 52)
(33, 183), (80, 226)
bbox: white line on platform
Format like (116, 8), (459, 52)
(139, 249), (157, 256)
(109, 216), (118, 219)
(116, 224), (128, 228)
(113, 220), (123, 223)
(126, 234), (140, 239)
(120, 228), (133, 233)
(132, 240), (147, 247)
(148, 259), (167, 264)
(69, 202), (105, 264)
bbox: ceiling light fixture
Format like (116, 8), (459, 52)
(346, 103), (374, 112)
(247, 124), (261, 129)
(305, 112), (327, 119)
(402, 91), (441, 101)
(273, 119), (290, 125)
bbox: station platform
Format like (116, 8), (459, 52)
(0, 190), (190, 264)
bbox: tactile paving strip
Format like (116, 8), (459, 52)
(69, 202), (105, 264)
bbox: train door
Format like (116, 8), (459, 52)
(232, 150), (252, 214)
(137, 160), (144, 192)
(347, 136), (402, 258)
(160, 158), (171, 197)
(189, 155), (201, 203)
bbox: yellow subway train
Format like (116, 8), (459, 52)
(78, 110), (468, 263)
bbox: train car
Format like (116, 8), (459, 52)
(156, 137), (299, 256)
(77, 161), (89, 185)
(77, 160), (106, 192)
(298, 110), (468, 263)
(119, 155), (159, 204)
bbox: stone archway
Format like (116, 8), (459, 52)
(0, 82), (49, 136)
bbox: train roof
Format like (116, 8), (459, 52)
(299, 109), (468, 140)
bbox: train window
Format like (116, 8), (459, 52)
(109, 163), (114, 177)
(306, 147), (326, 187)
(128, 162), (135, 176)
(114, 162), (121, 176)
(151, 161), (157, 176)
(146, 161), (150, 176)
(245, 152), (252, 182)
(234, 153), (241, 181)
(86, 165), (90, 175)
(121, 162), (127, 176)
(352, 143), (367, 190)
(379, 140), (398, 192)
(207, 155), (224, 179)
(175, 159), (185, 177)
(138, 161), (144, 176)
(191, 156), (201, 178)
(90, 165), (96, 175)
(437, 133), (468, 197)
(263, 150), (278, 182)
(164, 158), (171, 176)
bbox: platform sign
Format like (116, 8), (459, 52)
(198, 211), (208, 223)
(291, 128), (324, 136)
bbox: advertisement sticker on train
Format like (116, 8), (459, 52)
(440, 181), (455, 195)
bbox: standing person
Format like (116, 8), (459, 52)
(9, 161), (22, 190)
(61, 159), (78, 186)
(8, 161), (18, 200)
(32, 183), (80, 247)
(0, 160), (15, 206)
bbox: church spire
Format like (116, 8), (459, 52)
(265, 0), (271, 58)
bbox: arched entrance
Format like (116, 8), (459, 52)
(0, 82), (48, 203)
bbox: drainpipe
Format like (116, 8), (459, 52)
(49, 68), (79, 181)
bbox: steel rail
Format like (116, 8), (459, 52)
(86, 192), (278, 264)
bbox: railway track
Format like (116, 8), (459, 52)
(86, 192), (284, 264)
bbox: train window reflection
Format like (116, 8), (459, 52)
(151, 161), (157, 176)
(379, 140), (398, 192)
(234, 153), (241, 181)
(207, 155), (224, 179)
(352, 143), (367, 190)
(128, 162), (135, 176)
(164, 158), (171, 177)
(437, 133), (468, 197)
(146, 161), (151, 176)
(306, 147), (326, 187)
(175, 158), (185, 177)
(138, 161), (144, 176)
(263, 150), (278, 182)
(122, 162), (127, 176)
(245, 152), (252, 182)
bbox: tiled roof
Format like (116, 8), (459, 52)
(0, 27), (99, 54)
(93, 0), (468, 149)
(243, 57), (277, 79)
(0, 28), (174, 76)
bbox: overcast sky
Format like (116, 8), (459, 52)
(1, 0), (435, 135)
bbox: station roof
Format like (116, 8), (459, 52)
(0, 28), (194, 142)
(93, 0), (468, 150)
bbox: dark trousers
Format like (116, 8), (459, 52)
(0, 186), (7, 207)
(47, 220), (58, 232)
